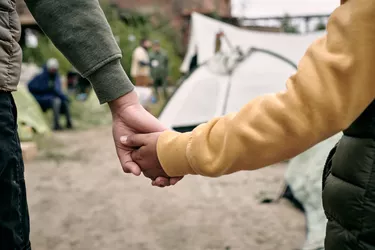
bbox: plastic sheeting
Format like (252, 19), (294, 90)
(285, 133), (342, 250)
(13, 85), (51, 140)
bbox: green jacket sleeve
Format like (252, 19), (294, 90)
(25, 0), (134, 104)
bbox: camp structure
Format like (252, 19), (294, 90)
(13, 85), (51, 141)
(160, 12), (323, 130)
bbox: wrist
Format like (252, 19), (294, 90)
(108, 90), (140, 115)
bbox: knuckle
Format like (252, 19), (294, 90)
(136, 150), (143, 160)
(132, 150), (141, 161)
(143, 171), (155, 180)
(138, 148), (143, 158)
(127, 136), (134, 145)
(139, 147), (146, 158)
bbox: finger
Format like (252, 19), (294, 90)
(153, 177), (171, 187)
(152, 179), (162, 186)
(117, 149), (141, 176)
(123, 161), (142, 176)
(131, 147), (156, 172)
(131, 148), (143, 162)
(120, 134), (148, 148)
(116, 144), (141, 176)
(158, 178), (171, 187)
(170, 176), (184, 185)
(152, 180), (166, 188)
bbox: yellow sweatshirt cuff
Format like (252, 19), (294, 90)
(157, 130), (195, 176)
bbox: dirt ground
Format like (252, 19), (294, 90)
(25, 126), (305, 250)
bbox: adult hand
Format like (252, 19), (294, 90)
(121, 132), (183, 187)
(108, 90), (182, 186)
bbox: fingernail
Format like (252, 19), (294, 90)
(120, 136), (127, 144)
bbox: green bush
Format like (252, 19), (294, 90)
(101, 2), (182, 83)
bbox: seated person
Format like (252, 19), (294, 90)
(28, 58), (73, 130)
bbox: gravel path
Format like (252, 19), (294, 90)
(26, 126), (305, 250)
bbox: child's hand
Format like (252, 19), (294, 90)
(121, 133), (182, 187)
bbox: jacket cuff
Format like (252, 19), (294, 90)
(86, 59), (134, 104)
(157, 130), (196, 176)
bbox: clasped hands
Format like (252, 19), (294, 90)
(109, 90), (182, 188)
(120, 132), (176, 187)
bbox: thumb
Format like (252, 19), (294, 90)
(120, 134), (148, 148)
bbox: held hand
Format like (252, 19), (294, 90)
(121, 133), (183, 187)
(109, 90), (182, 186)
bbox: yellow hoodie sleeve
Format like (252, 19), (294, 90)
(157, 0), (375, 177)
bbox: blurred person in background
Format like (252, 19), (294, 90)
(149, 40), (169, 102)
(28, 58), (73, 131)
(0, 1), (179, 248)
(66, 67), (92, 101)
(214, 30), (224, 53)
(75, 76), (92, 101)
(66, 67), (79, 94)
(131, 38), (153, 87)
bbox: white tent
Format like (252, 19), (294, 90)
(160, 13), (332, 249)
(180, 13), (323, 73)
(232, 0), (339, 18)
(161, 12), (323, 129)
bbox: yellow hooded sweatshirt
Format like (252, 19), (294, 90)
(157, 0), (375, 177)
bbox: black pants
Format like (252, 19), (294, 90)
(0, 92), (31, 250)
(51, 98), (72, 130)
(153, 78), (168, 100)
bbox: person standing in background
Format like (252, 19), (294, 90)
(66, 68), (79, 94)
(131, 38), (152, 87)
(214, 30), (224, 53)
(149, 40), (169, 102)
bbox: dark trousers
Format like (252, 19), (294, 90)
(52, 98), (72, 130)
(0, 92), (31, 250)
(153, 78), (168, 100)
